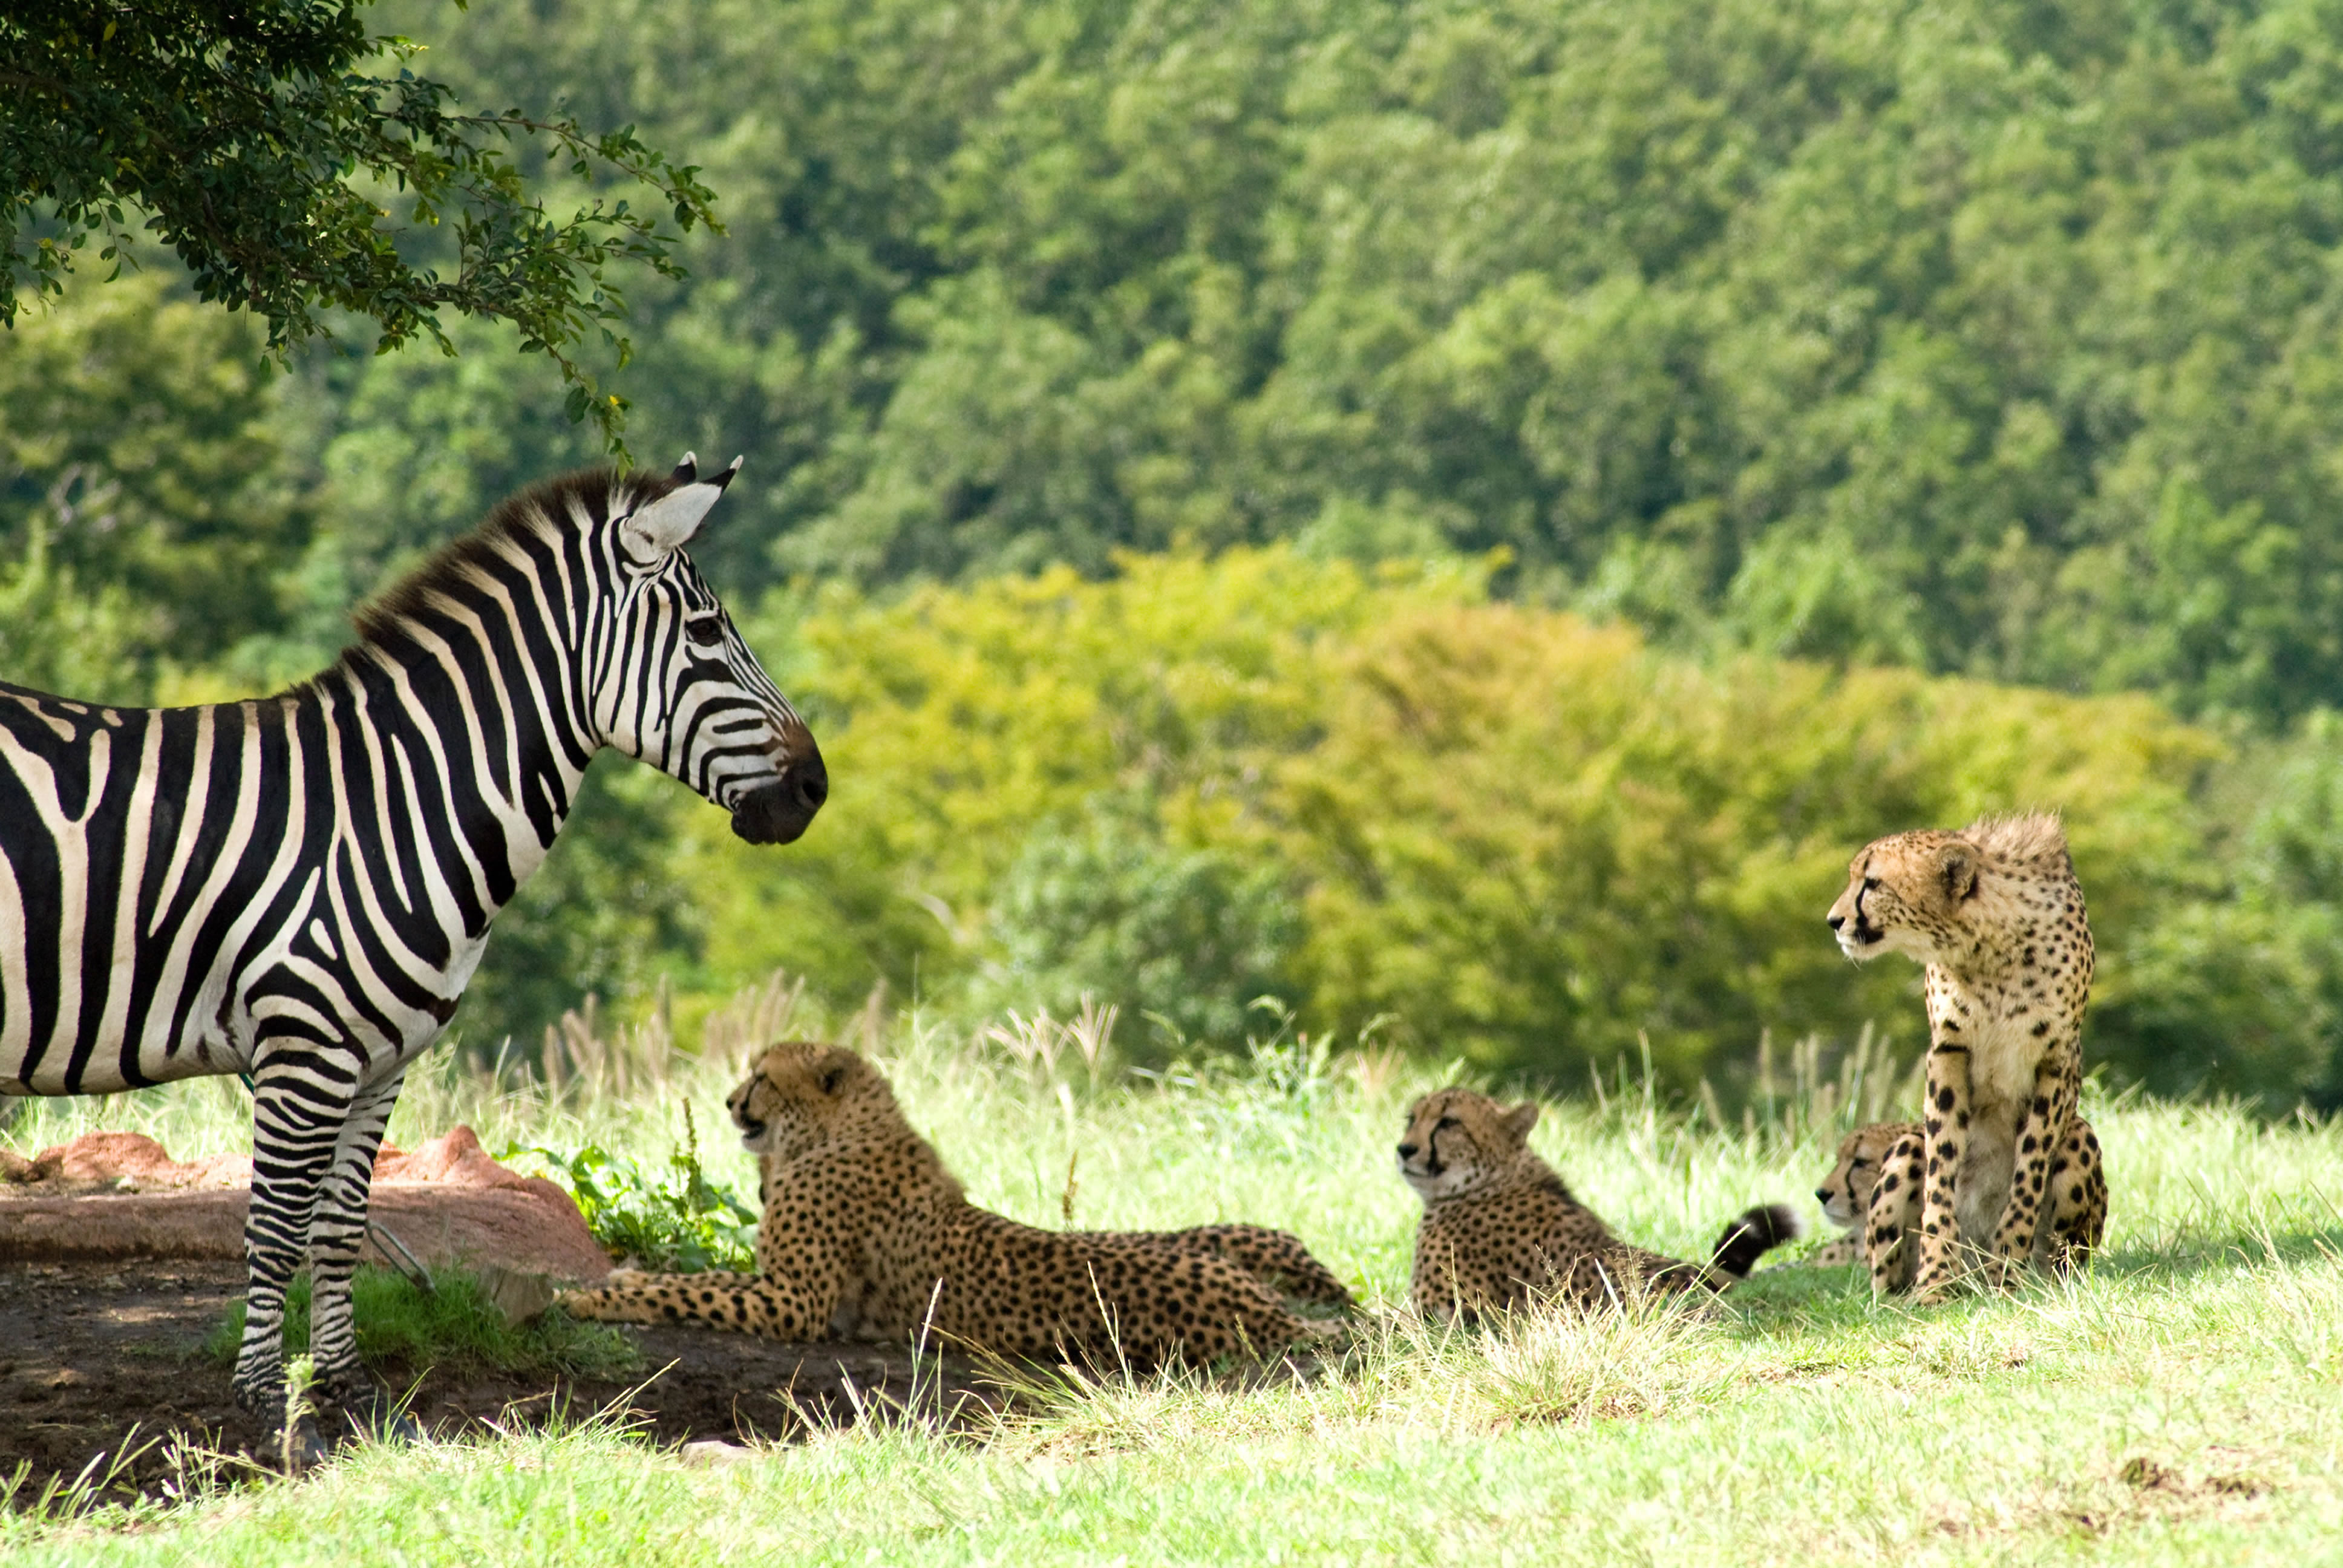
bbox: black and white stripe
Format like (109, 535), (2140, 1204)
(0, 456), (825, 1415)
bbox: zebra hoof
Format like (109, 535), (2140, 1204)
(273, 1413), (331, 1475)
(339, 1388), (425, 1445)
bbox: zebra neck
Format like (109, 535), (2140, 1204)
(313, 624), (601, 935)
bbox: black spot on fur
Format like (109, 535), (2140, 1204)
(1532, 1171), (1582, 1206)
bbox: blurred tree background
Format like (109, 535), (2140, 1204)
(11, 0), (2343, 1106)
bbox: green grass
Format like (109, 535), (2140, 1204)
(10, 1019), (2343, 1564)
(201, 1268), (641, 1383)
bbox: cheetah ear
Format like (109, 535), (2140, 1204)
(1939, 841), (1979, 901)
(814, 1048), (858, 1096)
(1502, 1101), (1540, 1140)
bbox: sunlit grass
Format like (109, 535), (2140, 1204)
(10, 1009), (2343, 1564)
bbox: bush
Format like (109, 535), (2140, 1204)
(975, 792), (1302, 1053)
(504, 1125), (760, 1273)
(1256, 601), (2221, 1089)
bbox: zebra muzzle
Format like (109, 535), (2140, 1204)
(730, 752), (828, 845)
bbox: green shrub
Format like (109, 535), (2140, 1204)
(504, 1126), (760, 1273)
(2102, 711), (2343, 1110)
(975, 792), (1303, 1054)
(1260, 600), (2223, 1090)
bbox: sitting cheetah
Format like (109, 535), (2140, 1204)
(1397, 1087), (1799, 1320)
(1826, 812), (2096, 1302)
(1810, 1117), (2106, 1287)
(557, 1042), (1350, 1361)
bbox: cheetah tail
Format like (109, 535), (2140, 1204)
(1705, 1203), (1802, 1282)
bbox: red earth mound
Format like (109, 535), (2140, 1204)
(0, 1126), (611, 1282)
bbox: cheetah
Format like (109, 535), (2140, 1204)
(1826, 812), (2097, 1302)
(556, 1042), (1351, 1361)
(1809, 1117), (2106, 1287)
(1397, 1087), (1799, 1320)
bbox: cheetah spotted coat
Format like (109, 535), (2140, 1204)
(1397, 1088), (1798, 1319)
(1810, 1117), (2106, 1284)
(557, 1043), (1350, 1361)
(1826, 812), (2097, 1302)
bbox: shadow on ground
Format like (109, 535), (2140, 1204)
(1719, 1221), (2343, 1341)
(0, 1260), (1001, 1503)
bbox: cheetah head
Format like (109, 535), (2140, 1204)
(1814, 1120), (1917, 1232)
(726, 1041), (890, 1161)
(1828, 814), (2074, 972)
(1825, 829), (1979, 967)
(1396, 1087), (1539, 1203)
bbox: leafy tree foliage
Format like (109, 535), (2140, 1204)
(0, 273), (313, 699)
(1, 0), (717, 443)
(15, 0), (2343, 1102)
(306, 0), (2343, 725)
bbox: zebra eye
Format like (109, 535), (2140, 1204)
(684, 614), (726, 648)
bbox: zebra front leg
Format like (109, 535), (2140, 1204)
(234, 1053), (363, 1427)
(1911, 1042), (1973, 1304)
(306, 1065), (410, 1422)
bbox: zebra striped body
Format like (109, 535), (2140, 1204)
(0, 458), (824, 1422)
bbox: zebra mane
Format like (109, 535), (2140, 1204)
(269, 463), (684, 702)
(349, 463), (684, 647)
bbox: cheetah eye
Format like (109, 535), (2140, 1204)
(1861, 877), (1880, 892)
(1434, 1116), (1457, 1132)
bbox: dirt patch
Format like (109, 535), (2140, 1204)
(1, 1260), (1002, 1501)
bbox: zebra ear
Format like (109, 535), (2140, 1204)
(620, 455), (744, 562)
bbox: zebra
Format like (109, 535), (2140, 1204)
(0, 455), (826, 1439)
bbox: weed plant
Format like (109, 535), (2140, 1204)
(502, 1106), (762, 1273)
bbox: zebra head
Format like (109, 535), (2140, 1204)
(595, 454), (828, 845)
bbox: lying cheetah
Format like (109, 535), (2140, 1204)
(1810, 1117), (2106, 1287)
(1826, 812), (2095, 1301)
(557, 1042), (1350, 1361)
(1397, 1087), (1799, 1320)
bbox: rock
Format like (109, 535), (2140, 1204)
(375, 1126), (586, 1226)
(0, 1190), (247, 1264)
(678, 1439), (756, 1467)
(0, 1126), (612, 1283)
(474, 1265), (557, 1324)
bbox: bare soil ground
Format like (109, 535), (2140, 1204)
(1, 1260), (1000, 1499)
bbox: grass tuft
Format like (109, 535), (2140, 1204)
(203, 1267), (640, 1381)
